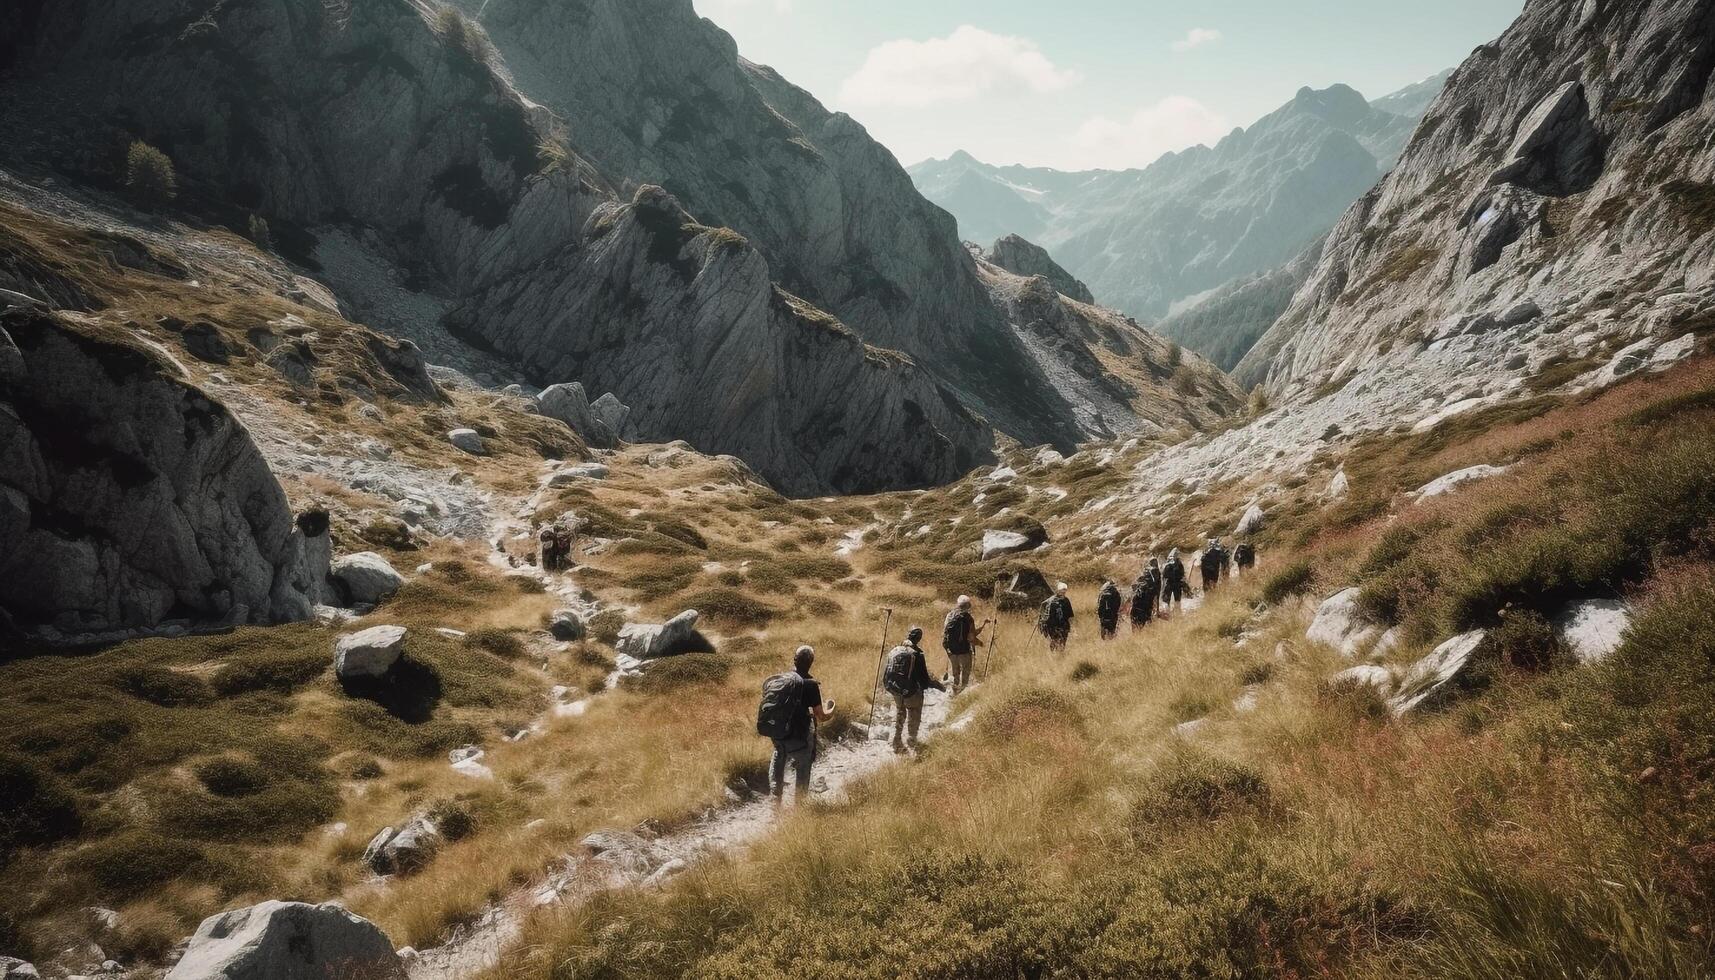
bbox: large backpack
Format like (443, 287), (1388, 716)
(882, 645), (917, 697)
(1098, 586), (1121, 619)
(1040, 597), (1068, 632)
(1164, 559), (1184, 585)
(1235, 543), (1255, 566)
(942, 611), (964, 654)
(756, 672), (806, 740)
(1130, 580), (1151, 606)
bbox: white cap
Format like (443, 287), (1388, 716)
(1056, 582), (1069, 593)
(957, 595), (971, 607)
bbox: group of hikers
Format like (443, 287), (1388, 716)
(1040, 536), (1257, 649)
(537, 516), (583, 572)
(756, 537), (1257, 804)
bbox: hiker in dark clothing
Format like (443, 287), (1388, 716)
(1200, 538), (1229, 592)
(1039, 582), (1074, 652)
(886, 627), (944, 752)
(1162, 550), (1188, 612)
(1130, 558), (1162, 629)
(767, 645), (833, 804)
(941, 595), (989, 694)
(1233, 540), (1257, 576)
(1096, 580), (1122, 640)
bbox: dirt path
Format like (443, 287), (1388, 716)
(402, 688), (958, 979)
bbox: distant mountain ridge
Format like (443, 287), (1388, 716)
(909, 76), (1449, 343)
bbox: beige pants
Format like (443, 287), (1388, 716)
(947, 653), (974, 692)
(891, 692), (924, 747)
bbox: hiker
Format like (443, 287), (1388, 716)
(882, 627), (944, 753)
(1130, 558), (1162, 629)
(538, 522), (562, 571)
(1096, 579), (1122, 640)
(1162, 550), (1187, 611)
(941, 595), (989, 694)
(1200, 537), (1229, 592)
(1233, 539), (1257, 576)
(755, 645), (833, 804)
(1038, 582), (1074, 652)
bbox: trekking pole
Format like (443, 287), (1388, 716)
(982, 618), (1000, 682)
(865, 607), (894, 735)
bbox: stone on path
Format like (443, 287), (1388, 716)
(334, 625), (407, 680)
(330, 552), (404, 606)
(164, 901), (404, 980)
(549, 609), (584, 641)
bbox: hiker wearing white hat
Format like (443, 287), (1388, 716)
(940, 594), (989, 693)
(1038, 582), (1074, 652)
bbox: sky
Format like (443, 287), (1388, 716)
(692, 0), (1525, 171)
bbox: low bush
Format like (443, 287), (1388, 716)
(427, 799), (477, 842)
(678, 588), (775, 628)
(125, 141), (177, 203)
(1260, 559), (1316, 606)
(464, 628), (527, 660)
(977, 686), (1082, 738)
(620, 654), (733, 695)
(1069, 661), (1100, 682)
(0, 754), (82, 856)
(194, 757), (270, 798)
(112, 667), (212, 707)
(1132, 750), (1272, 834)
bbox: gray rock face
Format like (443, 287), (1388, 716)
(588, 393), (632, 443)
(1157, 234), (1327, 370)
(615, 609), (705, 659)
(1411, 465), (1511, 502)
(164, 900), (404, 980)
(1388, 630), (1488, 716)
(0, 311), (315, 635)
(986, 235), (1095, 304)
(980, 530), (1037, 561)
(1241, 0), (1715, 400)
(1306, 588), (1381, 658)
(334, 625), (407, 680)
(1, 958), (40, 980)
(330, 553), (404, 607)
(537, 383), (617, 448)
(912, 79), (1443, 322)
(362, 816), (442, 876)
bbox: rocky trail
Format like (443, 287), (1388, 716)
(401, 688), (959, 980)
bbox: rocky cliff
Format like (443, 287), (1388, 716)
(0, 308), (319, 635)
(1157, 234), (1327, 371)
(1239, 0), (1715, 399)
(987, 234), (1096, 305)
(0, 0), (1015, 493)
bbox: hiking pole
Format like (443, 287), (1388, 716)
(865, 607), (894, 735)
(982, 618), (1000, 682)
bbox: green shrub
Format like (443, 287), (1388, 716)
(586, 610), (626, 646)
(1132, 751), (1271, 834)
(360, 516), (418, 551)
(679, 588), (775, 628)
(1259, 559), (1315, 606)
(427, 799), (476, 842)
(0, 754), (82, 855)
(71, 833), (224, 902)
(1483, 609), (1569, 672)
(465, 628), (526, 660)
(1069, 661), (1100, 682)
(211, 648), (326, 696)
(125, 141), (177, 203)
(773, 554), (853, 582)
(620, 654), (733, 694)
(194, 757), (270, 797)
(977, 686), (1082, 738)
(112, 667), (212, 707)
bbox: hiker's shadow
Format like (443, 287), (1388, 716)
(339, 657), (442, 723)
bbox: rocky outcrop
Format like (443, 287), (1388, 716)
(330, 553), (405, 607)
(1555, 598), (1630, 665)
(1388, 631), (1488, 716)
(1306, 588), (1381, 658)
(1411, 465), (1511, 502)
(615, 609), (708, 659)
(981, 529), (1040, 561)
(0, 310), (317, 635)
(538, 383), (618, 448)
(165, 901), (403, 980)
(1241, 0), (1715, 400)
(334, 625), (407, 681)
(363, 816), (442, 876)
(987, 235), (1095, 304)
(972, 248), (1243, 439)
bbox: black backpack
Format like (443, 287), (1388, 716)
(882, 645), (917, 697)
(1098, 586), (1121, 618)
(756, 672), (806, 740)
(941, 611), (963, 653)
(1235, 543), (1254, 565)
(1130, 580), (1151, 606)
(1164, 559), (1184, 584)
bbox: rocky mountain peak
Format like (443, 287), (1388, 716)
(986, 235), (1096, 305)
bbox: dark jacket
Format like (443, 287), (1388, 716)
(1163, 558), (1186, 585)
(1040, 595), (1074, 635)
(943, 609), (978, 656)
(1096, 584), (1122, 623)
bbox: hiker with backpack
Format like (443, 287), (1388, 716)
(1096, 579), (1122, 640)
(755, 645), (834, 804)
(1038, 582), (1074, 652)
(883, 627), (944, 753)
(941, 595), (989, 695)
(1200, 538), (1228, 593)
(1162, 550), (1187, 612)
(1233, 539), (1256, 576)
(1130, 558), (1161, 630)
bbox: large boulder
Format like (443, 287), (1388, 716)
(1387, 630), (1488, 716)
(330, 553), (404, 606)
(615, 610), (705, 659)
(547, 462), (609, 485)
(164, 900), (404, 980)
(1234, 504), (1266, 537)
(980, 530), (1035, 561)
(548, 609), (584, 641)
(1554, 599), (1630, 665)
(447, 428), (485, 455)
(536, 382), (616, 448)
(0, 310), (317, 636)
(1305, 588), (1381, 658)
(334, 625), (407, 680)
(1411, 465), (1510, 502)
(361, 815), (442, 876)
(588, 393), (633, 443)
(1, 958), (40, 980)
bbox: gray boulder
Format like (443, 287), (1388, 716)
(164, 900), (403, 980)
(1554, 599), (1630, 665)
(330, 553), (404, 606)
(1388, 630), (1488, 716)
(547, 462), (609, 485)
(1235, 504), (1266, 537)
(334, 626), (407, 680)
(1305, 588), (1381, 658)
(615, 610), (704, 659)
(537, 382), (617, 448)
(1411, 465), (1510, 503)
(1328, 664), (1396, 698)
(362, 816), (441, 876)
(980, 529), (1036, 561)
(0, 311), (316, 636)
(447, 428), (485, 455)
(588, 392), (632, 443)
(548, 609), (584, 641)
(1, 958), (40, 980)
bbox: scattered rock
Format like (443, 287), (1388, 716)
(581, 830), (653, 878)
(644, 858), (689, 887)
(537, 382), (617, 447)
(447, 428), (485, 455)
(1388, 630), (1488, 716)
(448, 746), (493, 779)
(615, 610), (706, 659)
(1324, 469), (1350, 501)
(548, 608), (585, 642)
(362, 817), (442, 876)
(1554, 598), (1630, 665)
(548, 462), (610, 485)
(1306, 588), (1381, 658)
(986, 466), (1018, 482)
(1174, 718), (1207, 738)
(330, 552), (404, 606)
(589, 392), (632, 442)
(1411, 464), (1510, 502)
(334, 625), (407, 680)
(980, 529), (1037, 561)
(1, 959), (41, 980)
(1234, 504), (1265, 537)
(164, 901), (404, 980)
(1328, 663), (1397, 698)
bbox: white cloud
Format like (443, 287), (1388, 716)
(838, 25), (1079, 108)
(1072, 96), (1231, 169)
(1170, 27), (1223, 53)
